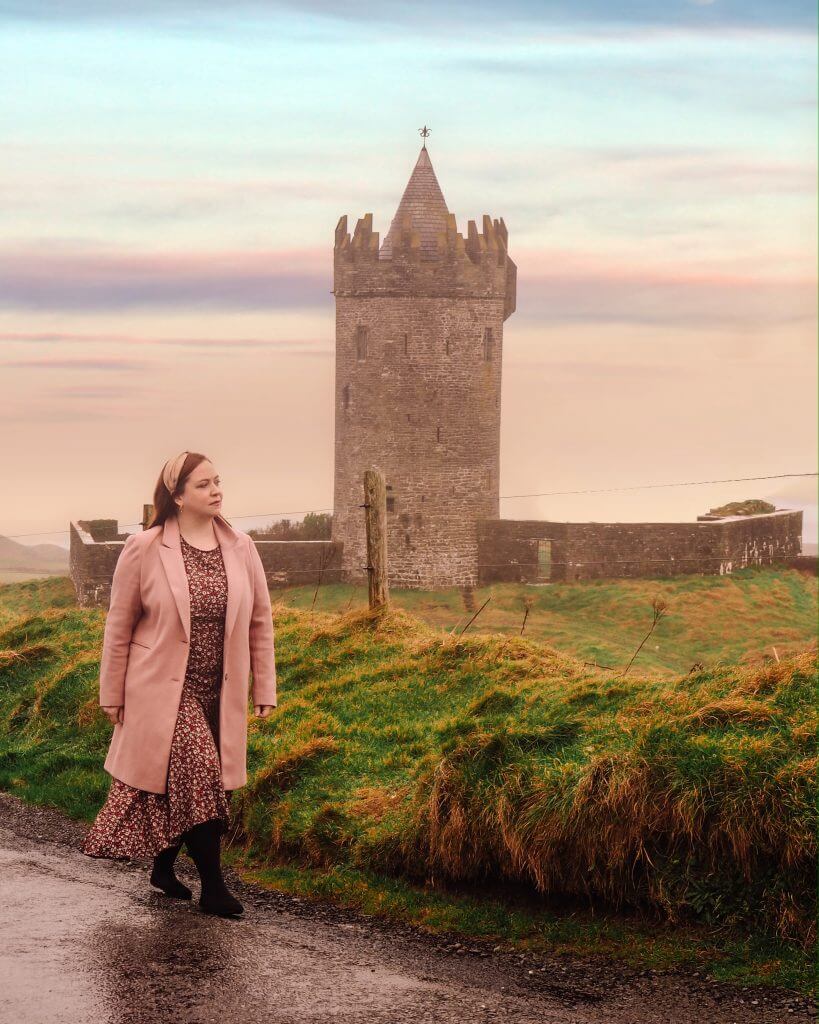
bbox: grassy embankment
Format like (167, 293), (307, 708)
(0, 570), (816, 994)
(275, 566), (818, 677)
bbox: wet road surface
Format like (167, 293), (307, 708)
(0, 792), (814, 1024)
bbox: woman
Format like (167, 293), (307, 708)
(82, 450), (277, 918)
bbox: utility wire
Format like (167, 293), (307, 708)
(2, 471), (815, 541)
(499, 471), (818, 500)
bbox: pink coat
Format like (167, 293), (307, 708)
(99, 513), (277, 794)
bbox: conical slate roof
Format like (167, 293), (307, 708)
(379, 147), (450, 259)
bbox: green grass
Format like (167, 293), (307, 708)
(0, 572), (816, 994)
(274, 565), (818, 677)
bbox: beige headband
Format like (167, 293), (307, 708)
(162, 450), (190, 494)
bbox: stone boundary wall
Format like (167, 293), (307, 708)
(70, 509), (805, 604)
(781, 554), (818, 575)
(70, 520), (131, 608)
(477, 509), (803, 584)
(69, 520), (343, 609)
(253, 539), (343, 590)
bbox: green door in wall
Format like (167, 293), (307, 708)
(537, 539), (552, 581)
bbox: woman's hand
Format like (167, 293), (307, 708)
(254, 704), (274, 718)
(101, 705), (124, 726)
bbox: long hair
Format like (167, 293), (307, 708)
(146, 451), (232, 529)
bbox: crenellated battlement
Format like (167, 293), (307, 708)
(333, 210), (517, 318)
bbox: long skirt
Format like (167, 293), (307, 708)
(82, 671), (232, 860)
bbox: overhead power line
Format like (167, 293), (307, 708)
(1, 471), (815, 542)
(498, 471), (818, 500)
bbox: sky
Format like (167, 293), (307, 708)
(0, 0), (816, 549)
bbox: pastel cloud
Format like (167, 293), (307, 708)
(1, 0), (814, 31)
(1, 356), (151, 370)
(0, 0), (814, 546)
(0, 247), (330, 312)
(0, 243), (812, 328)
(0, 331), (326, 352)
(48, 384), (136, 399)
(518, 274), (814, 327)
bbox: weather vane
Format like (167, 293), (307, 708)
(418, 125), (431, 148)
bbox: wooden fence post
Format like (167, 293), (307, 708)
(363, 468), (389, 610)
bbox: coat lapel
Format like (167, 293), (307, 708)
(216, 517), (243, 641)
(159, 514), (243, 643)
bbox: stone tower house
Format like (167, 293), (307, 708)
(332, 144), (517, 588)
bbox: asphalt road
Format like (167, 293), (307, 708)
(0, 792), (814, 1024)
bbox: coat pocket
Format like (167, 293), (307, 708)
(129, 639), (152, 650)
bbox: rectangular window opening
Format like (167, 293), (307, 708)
(356, 326), (368, 360)
(537, 539), (552, 581)
(483, 326), (493, 361)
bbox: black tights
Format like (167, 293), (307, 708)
(182, 819), (231, 898)
(150, 840), (190, 899)
(153, 840), (183, 873)
(151, 818), (240, 913)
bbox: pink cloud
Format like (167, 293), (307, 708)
(0, 242), (814, 326)
(0, 245), (330, 311)
(0, 330), (326, 351)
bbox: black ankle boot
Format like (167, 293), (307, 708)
(183, 819), (243, 917)
(150, 841), (192, 899)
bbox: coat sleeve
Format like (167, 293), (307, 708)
(248, 539), (277, 707)
(98, 532), (144, 707)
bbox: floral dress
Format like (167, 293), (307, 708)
(82, 535), (232, 860)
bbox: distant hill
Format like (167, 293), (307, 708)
(0, 535), (69, 575)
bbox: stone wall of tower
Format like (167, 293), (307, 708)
(332, 209), (516, 589)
